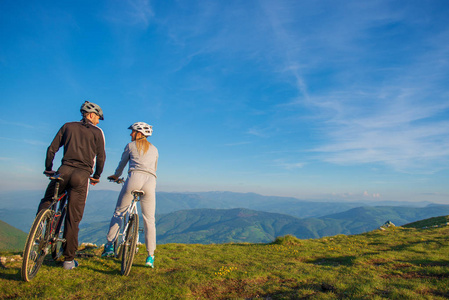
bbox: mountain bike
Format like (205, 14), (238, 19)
(108, 177), (143, 276)
(21, 175), (68, 282)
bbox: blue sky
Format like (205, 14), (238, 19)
(1, 0), (449, 203)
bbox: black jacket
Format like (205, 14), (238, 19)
(45, 119), (106, 179)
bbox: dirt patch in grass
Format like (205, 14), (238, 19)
(382, 271), (449, 279)
(192, 277), (269, 299)
(391, 262), (414, 269)
(190, 276), (313, 299)
(364, 258), (391, 266)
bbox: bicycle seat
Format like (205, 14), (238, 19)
(50, 175), (64, 182)
(131, 190), (145, 197)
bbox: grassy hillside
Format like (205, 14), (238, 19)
(2, 221), (449, 299)
(0, 219), (27, 251)
(314, 205), (449, 236)
(403, 215), (449, 229)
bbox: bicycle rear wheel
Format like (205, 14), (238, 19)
(21, 209), (53, 282)
(121, 214), (139, 276)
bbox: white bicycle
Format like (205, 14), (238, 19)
(109, 178), (143, 276)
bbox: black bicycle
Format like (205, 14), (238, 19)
(21, 175), (68, 282)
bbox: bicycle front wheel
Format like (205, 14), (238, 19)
(21, 209), (53, 282)
(114, 235), (123, 258)
(121, 214), (139, 276)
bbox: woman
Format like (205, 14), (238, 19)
(102, 122), (158, 268)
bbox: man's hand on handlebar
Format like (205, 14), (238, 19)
(90, 177), (100, 186)
(44, 170), (56, 177)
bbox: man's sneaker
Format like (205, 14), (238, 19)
(101, 242), (114, 257)
(63, 260), (79, 270)
(145, 255), (154, 268)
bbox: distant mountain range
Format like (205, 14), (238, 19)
(0, 189), (432, 233)
(77, 204), (449, 245)
(0, 190), (446, 247)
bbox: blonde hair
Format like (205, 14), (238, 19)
(135, 132), (150, 155)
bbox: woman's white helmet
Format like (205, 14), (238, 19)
(128, 122), (153, 137)
(80, 101), (104, 120)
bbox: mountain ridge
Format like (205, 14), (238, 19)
(0, 189), (434, 233)
(76, 204), (449, 245)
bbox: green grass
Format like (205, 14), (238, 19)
(1, 225), (449, 299)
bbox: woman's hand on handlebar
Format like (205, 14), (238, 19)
(107, 175), (119, 182)
(107, 175), (124, 184)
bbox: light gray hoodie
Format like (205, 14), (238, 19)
(114, 141), (158, 178)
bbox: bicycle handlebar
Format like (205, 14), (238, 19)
(108, 177), (125, 184)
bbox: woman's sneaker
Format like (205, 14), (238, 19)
(145, 255), (154, 268)
(63, 260), (79, 270)
(101, 242), (114, 257)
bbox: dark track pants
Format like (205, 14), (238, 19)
(38, 165), (90, 261)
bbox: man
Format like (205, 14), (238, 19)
(37, 101), (106, 270)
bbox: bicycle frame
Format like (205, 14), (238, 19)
(108, 177), (144, 275)
(49, 176), (68, 241)
(50, 191), (68, 260)
(115, 193), (140, 256)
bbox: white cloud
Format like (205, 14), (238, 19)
(104, 0), (154, 28)
(364, 191), (381, 198)
(0, 137), (48, 147)
(273, 159), (305, 170)
(311, 88), (449, 173)
(224, 141), (251, 147)
(246, 127), (267, 138)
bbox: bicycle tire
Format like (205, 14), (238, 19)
(21, 209), (54, 282)
(121, 214), (139, 276)
(51, 208), (66, 261)
(114, 236), (123, 258)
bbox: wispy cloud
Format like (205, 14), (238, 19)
(24, 139), (48, 146)
(224, 141), (251, 147)
(364, 191), (381, 198)
(258, 1), (449, 173)
(273, 159), (305, 170)
(0, 136), (48, 146)
(103, 0), (154, 28)
(311, 90), (449, 172)
(246, 127), (268, 138)
(0, 119), (35, 129)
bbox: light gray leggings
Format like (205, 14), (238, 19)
(106, 171), (156, 256)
